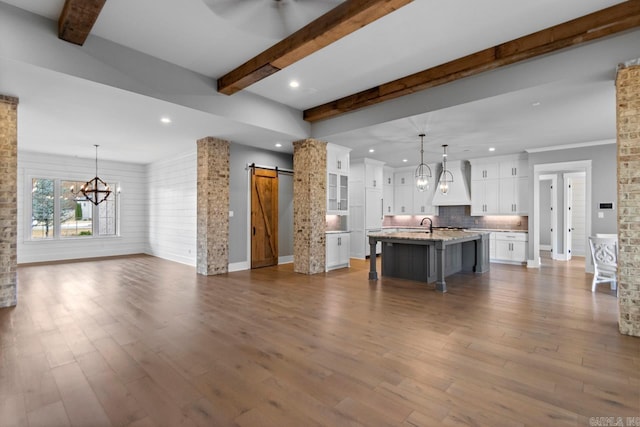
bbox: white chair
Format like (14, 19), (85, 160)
(595, 233), (618, 240)
(588, 236), (618, 292)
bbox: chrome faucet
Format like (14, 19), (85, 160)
(420, 217), (433, 233)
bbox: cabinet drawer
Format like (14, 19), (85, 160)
(493, 232), (527, 242)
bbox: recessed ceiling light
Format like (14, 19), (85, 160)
(489, 147), (496, 152)
(160, 117), (171, 124)
(402, 159), (408, 163)
(275, 143), (282, 148)
(369, 149), (375, 153)
(531, 101), (541, 107)
(289, 80), (300, 88)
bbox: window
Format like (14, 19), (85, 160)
(30, 177), (119, 240)
(31, 178), (54, 239)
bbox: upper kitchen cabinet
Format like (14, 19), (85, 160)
(471, 162), (500, 180)
(383, 166), (394, 215)
(499, 176), (528, 214)
(393, 169), (413, 214)
(327, 143), (351, 214)
(471, 178), (500, 215)
(364, 159), (384, 189)
(499, 158), (528, 178)
(327, 143), (349, 175)
(470, 154), (529, 216)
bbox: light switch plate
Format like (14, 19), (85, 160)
(229, 211), (234, 217)
(598, 211), (604, 219)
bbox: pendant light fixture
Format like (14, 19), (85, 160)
(438, 144), (454, 195)
(415, 133), (432, 192)
(81, 145), (111, 205)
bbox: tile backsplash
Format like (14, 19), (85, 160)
(326, 215), (348, 231)
(383, 206), (528, 230)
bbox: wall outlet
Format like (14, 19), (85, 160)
(229, 211), (234, 217)
(598, 211), (604, 219)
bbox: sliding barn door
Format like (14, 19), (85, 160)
(251, 168), (278, 268)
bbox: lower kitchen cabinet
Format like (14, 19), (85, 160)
(326, 232), (350, 271)
(491, 231), (528, 264)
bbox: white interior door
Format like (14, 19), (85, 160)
(569, 175), (586, 256)
(564, 176), (573, 261)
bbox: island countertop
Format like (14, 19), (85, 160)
(368, 229), (488, 242)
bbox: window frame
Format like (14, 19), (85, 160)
(27, 174), (120, 241)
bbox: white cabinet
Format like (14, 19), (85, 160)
(383, 166), (394, 215)
(327, 144), (349, 175)
(365, 188), (383, 229)
(499, 158), (527, 178)
(499, 177), (528, 215)
(471, 162), (500, 180)
(471, 179), (500, 215)
(327, 144), (350, 214)
(394, 185), (412, 214)
(393, 170), (413, 214)
(349, 158), (385, 259)
(491, 232), (528, 264)
(470, 155), (528, 216)
(326, 232), (350, 271)
(365, 161), (384, 189)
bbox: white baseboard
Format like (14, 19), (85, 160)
(554, 253), (570, 261)
(278, 255), (293, 264)
(228, 261), (250, 272)
(527, 258), (541, 268)
(540, 245), (552, 251)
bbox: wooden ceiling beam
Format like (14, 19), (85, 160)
(58, 0), (106, 46)
(304, 0), (640, 122)
(217, 0), (413, 95)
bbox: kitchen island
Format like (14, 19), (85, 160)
(368, 230), (490, 292)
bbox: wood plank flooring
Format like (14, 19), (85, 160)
(1, 255), (638, 426)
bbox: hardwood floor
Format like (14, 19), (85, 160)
(1, 255), (638, 426)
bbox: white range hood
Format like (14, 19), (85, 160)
(431, 160), (472, 206)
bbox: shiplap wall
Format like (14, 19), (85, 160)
(17, 151), (147, 263)
(146, 149), (197, 266)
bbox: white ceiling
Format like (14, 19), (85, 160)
(0, 0), (632, 166)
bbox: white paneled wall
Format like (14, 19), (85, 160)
(146, 149), (197, 266)
(17, 151), (147, 263)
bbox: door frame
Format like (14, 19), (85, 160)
(539, 174), (557, 257)
(531, 160), (592, 273)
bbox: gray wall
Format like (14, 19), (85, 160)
(229, 143), (294, 264)
(539, 179), (552, 247)
(527, 143), (617, 259)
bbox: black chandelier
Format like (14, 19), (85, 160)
(81, 145), (111, 205)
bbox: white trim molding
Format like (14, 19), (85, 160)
(525, 139), (615, 154)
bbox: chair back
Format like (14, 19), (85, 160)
(595, 233), (618, 240)
(588, 236), (618, 269)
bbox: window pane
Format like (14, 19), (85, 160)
(60, 180), (93, 237)
(31, 178), (55, 239)
(98, 184), (116, 236)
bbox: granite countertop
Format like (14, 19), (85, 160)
(368, 229), (488, 242)
(382, 226), (527, 233)
(325, 230), (351, 234)
(468, 228), (528, 233)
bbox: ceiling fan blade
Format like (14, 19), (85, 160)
(201, 0), (269, 26)
(200, 0), (344, 39)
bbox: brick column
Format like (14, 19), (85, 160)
(196, 137), (230, 275)
(616, 63), (640, 337)
(0, 95), (18, 308)
(293, 138), (327, 274)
